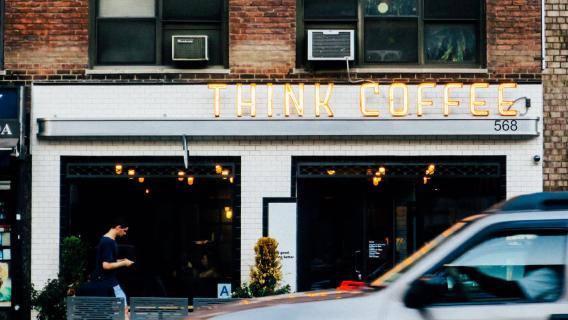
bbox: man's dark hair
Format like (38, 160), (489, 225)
(109, 216), (129, 229)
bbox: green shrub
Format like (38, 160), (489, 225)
(31, 236), (88, 320)
(233, 237), (291, 298)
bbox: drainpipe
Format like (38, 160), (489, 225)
(542, 0), (546, 70)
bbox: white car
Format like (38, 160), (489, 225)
(189, 192), (568, 320)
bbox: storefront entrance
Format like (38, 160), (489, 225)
(295, 157), (505, 291)
(61, 157), (240, 299)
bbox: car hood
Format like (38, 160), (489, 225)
(187, 288), (383, 320)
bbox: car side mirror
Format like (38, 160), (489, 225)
(403, 278), (441, 309)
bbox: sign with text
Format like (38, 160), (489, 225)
(34, 84), (542, 138)
(217, 283), (232, 299)
(268, 201), (297, 292)
(368, 241), (387, 259)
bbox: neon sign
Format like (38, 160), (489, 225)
(208, 82), (520, 118)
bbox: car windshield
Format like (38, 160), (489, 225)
(370, 214), (485, 288)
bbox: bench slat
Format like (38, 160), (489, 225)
(67, 296), (125, 320)
(131, 297), (188, 320)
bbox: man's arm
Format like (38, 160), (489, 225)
(102, 259), (134, 270)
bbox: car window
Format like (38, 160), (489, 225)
(422, 229), (567, 305)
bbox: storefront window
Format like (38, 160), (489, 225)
(63, 158), (239, 299)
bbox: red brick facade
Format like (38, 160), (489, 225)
(3, 0), (89, 81)
(0, 0), (543, 83)
(486, 0), (542, 76)
(229, 0), (296, 75)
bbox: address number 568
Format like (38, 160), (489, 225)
(494, 120), (518, 132)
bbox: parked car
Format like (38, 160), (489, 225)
(189, 192), (568, 320)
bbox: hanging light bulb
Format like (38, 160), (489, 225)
(115, 164), (123, 175)
(221, 169), (230, 179)
(177, 170), (186, 181)
(423, 176), (430, 185)
(127, 169), (136, 179)
(327, 169), (336, 176)
(215, 164), (223, 174)
(224, 206), (233, 220)
(138, 177), (145, 183)
(373, 176), (382, 186)
(229, 176), (234, 184)
(145, 188), (150, 194)
(425, 164), (436, 176)
(187, 176), (195, 185)
(378, 166), (386, 175)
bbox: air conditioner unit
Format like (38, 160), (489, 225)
(307, 30), (355, 61)
(172, 35), (209, 61)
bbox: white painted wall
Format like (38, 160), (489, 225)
(30, 84), (544, 288)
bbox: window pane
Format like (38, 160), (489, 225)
(365, 0), (417, 17)
(304, 0), (357, 19)
(97, 20), (156, 64)
(425, 231), (566, 304)
(99, 0), (155, 18)
(425, 24), (477, 64)
(364, 21), (418, 63)
(163, 0), (222, 20)
(424, 0), (480, 19)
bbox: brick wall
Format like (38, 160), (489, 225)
(0, 0), (543, 84)
(229, 0), (296, 74)
(486, 0), (543, 77)
(543, 0), (568, 190)
(3, 0), (89, 81)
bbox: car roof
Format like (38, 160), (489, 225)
(489, 192), (568, 213)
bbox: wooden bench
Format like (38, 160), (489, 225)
(130, 297), (189, 320)
(192, 298), (242, 311)
(67, 296), (125, 320)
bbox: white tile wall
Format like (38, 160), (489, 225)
(30, 84), (544, 288)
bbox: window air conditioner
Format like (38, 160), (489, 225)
(307, 30), (355, 61)
(172, 35), (209, 61)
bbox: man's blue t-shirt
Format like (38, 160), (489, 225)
(95, 236), (119, 287)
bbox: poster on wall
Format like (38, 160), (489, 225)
(0, 262), (10, 307)
(267, 201), (297, 292)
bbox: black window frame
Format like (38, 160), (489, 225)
(89, 0), (228, 68)
(297, 0), (486, 69)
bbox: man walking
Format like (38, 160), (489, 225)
(96, 217), (134, 314)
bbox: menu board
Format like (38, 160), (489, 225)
(368, 240), (387, 259)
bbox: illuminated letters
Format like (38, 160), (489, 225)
(444, 83), (463, 117)
(417, 83), (436, 117)
(285, 83), (304, 117)
(314, 83), (335, 117)
(359, 82), (380, 117)
(205, 82), (523, 119)
(470, 83), (489, 117)
(208, 83), (227, 117)
(237, 83), (257, 117)
(389, 83), (408, 117)
(498, 83), (518, 116)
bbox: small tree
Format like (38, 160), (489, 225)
(233, 237), (290, 298)
(32, 236), (88, 320)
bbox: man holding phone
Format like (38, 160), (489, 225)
(96, 217), (134, 308)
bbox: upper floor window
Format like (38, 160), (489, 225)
(92, 0), (227, 67)
(298, 0), (485, 67)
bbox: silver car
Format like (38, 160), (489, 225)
(189, 192), (568, 320)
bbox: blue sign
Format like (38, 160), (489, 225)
(0, 88), (19, 119)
